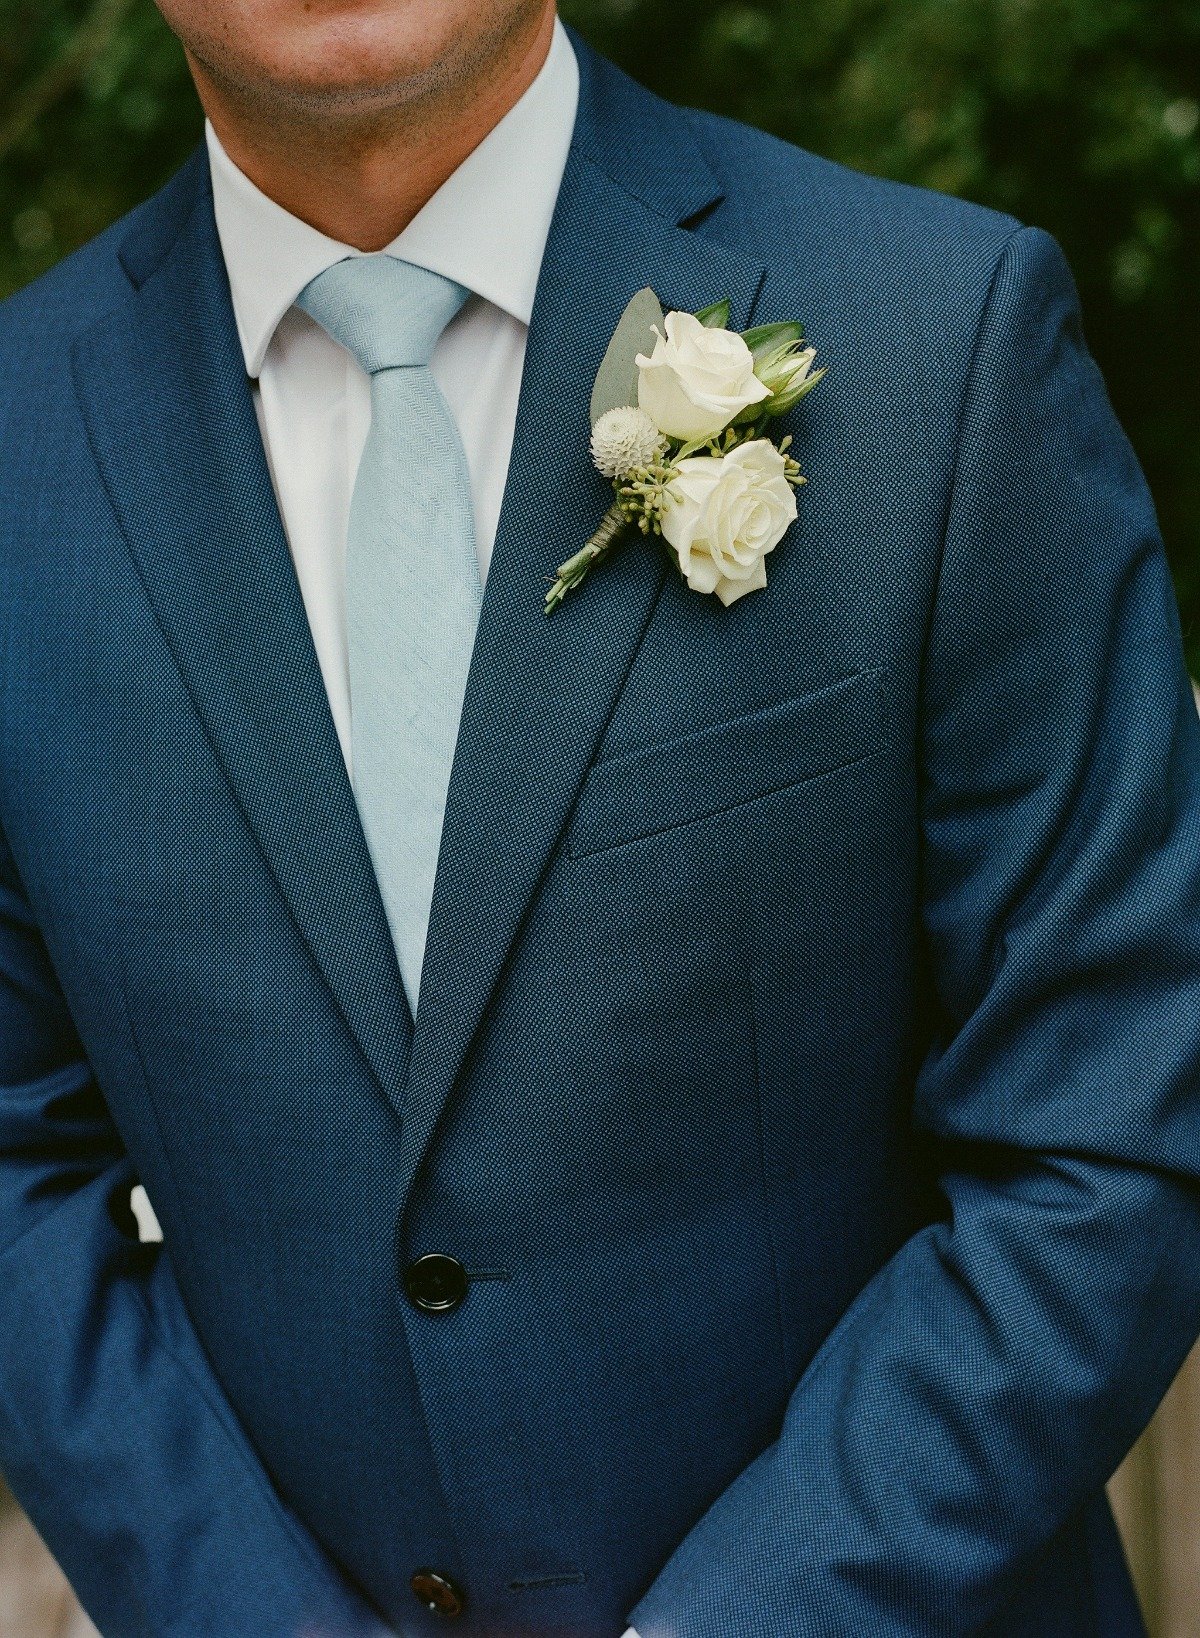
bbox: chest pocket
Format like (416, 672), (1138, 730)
(566, 666), (890, 859)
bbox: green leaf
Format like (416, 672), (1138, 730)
(694, 297), (732, 329)
(741, 321), (805, 361)
(590, 286), (666, 427)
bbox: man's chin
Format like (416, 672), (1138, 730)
(165, 0), (549, 126)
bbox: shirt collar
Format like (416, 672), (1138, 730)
(207, 16), (579, 378)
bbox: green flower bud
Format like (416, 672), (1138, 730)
(756, 342), (823, 413)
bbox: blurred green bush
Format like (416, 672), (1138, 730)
(2, 0), (1198, 662)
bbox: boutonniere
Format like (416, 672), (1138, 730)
(544, 289), (825, 614)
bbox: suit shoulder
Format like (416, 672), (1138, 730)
(0, 152), (205, 396)
(685, 106), (1023, 300)
(0, 214), (131, 363)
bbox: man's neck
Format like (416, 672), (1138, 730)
(191, 6), (558, 252)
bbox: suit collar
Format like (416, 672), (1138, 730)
(117, 146), (208, 291)
(564, 26), (731, 224)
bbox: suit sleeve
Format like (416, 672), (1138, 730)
(630, 226), (1200, 1635)
(0, 821), (392, 1637)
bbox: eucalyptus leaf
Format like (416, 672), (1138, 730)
(694, 297), (732, 329)
(590, 286), (666, 427)
(742, 321), (805, 361)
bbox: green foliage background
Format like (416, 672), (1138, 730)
(2, 0), (1198, 662)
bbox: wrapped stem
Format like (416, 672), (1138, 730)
(544, 499), (629, 614)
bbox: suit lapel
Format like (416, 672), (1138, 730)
(398, 43), (767, 1208)
(72, 156), (414, 1115)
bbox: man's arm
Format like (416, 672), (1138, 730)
(0, 821), (391, 1637)
(630, 227), (1200, 1636)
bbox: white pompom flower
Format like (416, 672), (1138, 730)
(590, 406), (668, 481)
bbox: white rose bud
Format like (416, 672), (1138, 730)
(635, 311), (771, 442)
(660, 439), (797, 607)
(757, 344), (821, 411)
(590, 406), (668, 480)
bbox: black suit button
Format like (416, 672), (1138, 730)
(405, 1253), (468, 1313)
(411, 1568), (465, 1617)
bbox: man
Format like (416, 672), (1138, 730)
(1, 0), (1199, 1632)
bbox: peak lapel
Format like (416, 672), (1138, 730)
(72, 158), (414, 1115)
(398, 47), (767, 1211)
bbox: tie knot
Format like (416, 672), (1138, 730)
(296, 254), (469, 373)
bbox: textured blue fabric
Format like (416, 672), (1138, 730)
(297, 255), (480, 1008)
(1, 28), (1198, 1637)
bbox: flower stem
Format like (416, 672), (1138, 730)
(544, 499), (629, 614)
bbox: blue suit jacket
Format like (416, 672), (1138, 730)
(3, 33), (1200, 1638)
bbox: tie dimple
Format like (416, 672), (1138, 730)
(294, 253), (482, 1011)
(297, 253), (469, 372)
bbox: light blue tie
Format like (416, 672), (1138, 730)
(297, 255), (482, 1011)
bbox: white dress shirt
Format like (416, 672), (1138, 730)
(209, 26), (643, 1637)
(207, 18), (578, 779)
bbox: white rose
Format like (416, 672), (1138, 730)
(660, 440), (797, 606)
(635, 311), (771, 442)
